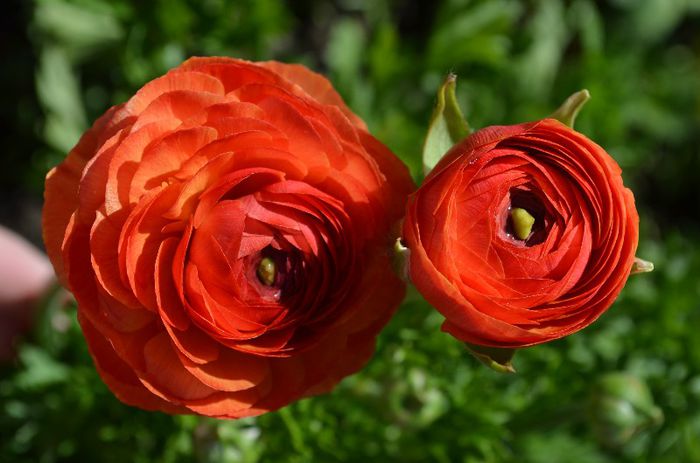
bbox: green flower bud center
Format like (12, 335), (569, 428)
(257, 257), (276, 286)
(510, 207), (536, 241)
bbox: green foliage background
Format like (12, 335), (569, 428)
(2, 0), (700, 461)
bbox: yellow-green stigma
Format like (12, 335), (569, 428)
(257, 257), (276, 286)
(510, 207), (536, 241)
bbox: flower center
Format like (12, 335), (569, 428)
(257, 257), (276, 286)
(504, 188), (549, 246)
(510, 207), (535, 240)
(250, 246), (304, 301)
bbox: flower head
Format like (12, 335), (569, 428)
(43, 57), (413, 418)
(403, 118), (638, 348)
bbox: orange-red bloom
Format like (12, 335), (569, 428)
(403, 119), (638, 348)
(43, 57), (413, 418)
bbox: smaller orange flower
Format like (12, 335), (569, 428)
(403, 118), (638, 348)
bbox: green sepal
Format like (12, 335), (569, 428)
(550, 89), (590, 128)
(422, 73), (472, 176)
(392, 237), (410, 282)
(631, 257), (654, 274)
(465, 343), (517, 374)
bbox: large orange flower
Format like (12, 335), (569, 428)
(403, 119), (638, 348)
(43, 57), (413, 418)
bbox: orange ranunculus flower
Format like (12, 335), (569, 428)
(403, 119), (638, 348)
(43, 57), (413, 418)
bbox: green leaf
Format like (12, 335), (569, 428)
(423, 74), (471, 176)
(426, 1), (521, 69)
(15, 345), (70, 389)
(34, 0), (123, 61)
(464, 343), (517, 374)
(36, 47), (87, 152)
(515, 0), (568, 100)
(325, 18), (367, 110)
(550, 89), (590, 128)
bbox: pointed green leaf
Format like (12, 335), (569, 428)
(550, 89), (590, 127)
(465, 343), (517, 373)
(423, 74), (471, 176)
(631, 257), (654, 274)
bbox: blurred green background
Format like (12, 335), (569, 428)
(2, 0), (700, 461)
